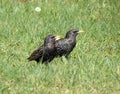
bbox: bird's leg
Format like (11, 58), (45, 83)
(35, 58), (40, 63)
(48, 58), (54, 62)
(65, 55), (70, 59)
(61, 56), (68, 63)
(44, 62), (49, 65)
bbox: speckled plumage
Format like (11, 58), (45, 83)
(55, 29), (79, 57)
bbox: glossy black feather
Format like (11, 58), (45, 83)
(28, 35), (56, 63)
(55, 29), (79, 57)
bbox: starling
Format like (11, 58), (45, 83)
(28, 35), (60, 63)
(55, 29), (84, 57)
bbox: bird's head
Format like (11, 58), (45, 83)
(65, 29), (84, 38)
(44, 35), (61, 44)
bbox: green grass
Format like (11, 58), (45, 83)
(0, 0), (120, 93)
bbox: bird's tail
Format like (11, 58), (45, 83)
(27, 56), (40, 63)
(27, 56), (33, 61)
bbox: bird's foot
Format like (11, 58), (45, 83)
(61, 56), (68, 63)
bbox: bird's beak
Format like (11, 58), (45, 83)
(55, 36), (61, 40)
(79, 30), (84, 33)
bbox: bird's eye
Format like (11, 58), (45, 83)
(73, 31), (77, 33)
(51, 36), (55, 38)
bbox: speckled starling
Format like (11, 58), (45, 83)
(55, 29), (84, 57)
(28, 35), (60, 63)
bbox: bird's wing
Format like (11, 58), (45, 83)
(55, 39), (70, 56)
(28, 45), (44, 61)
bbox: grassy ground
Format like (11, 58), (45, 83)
(0, 0), (120, 94)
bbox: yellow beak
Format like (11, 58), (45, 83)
(55, 36), (61, 40)
(79, 30), (84, 33)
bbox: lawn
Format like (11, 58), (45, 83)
(0, 0), (120, 94)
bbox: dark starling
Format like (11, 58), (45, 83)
(55, 29), (84, 57)
(28, 35), (60, 63)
